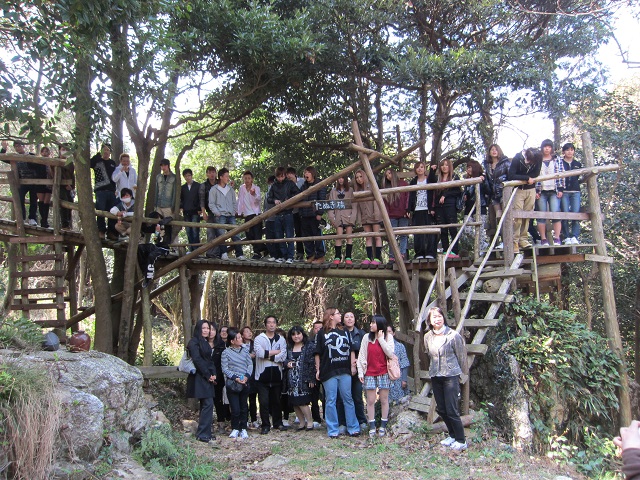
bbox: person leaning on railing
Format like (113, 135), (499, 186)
(508, 149), (542, 253)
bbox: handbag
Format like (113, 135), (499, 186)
(178, 350), (195, 374)
(225, 377), (245, 394)
(387, 354), (401, 381)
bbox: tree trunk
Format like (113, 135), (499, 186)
(142, 287), (153, 367)
(111, 251), (126, 351)
(375, 84), (384, 152)
(227, 273), (238, 327)
(418, 85), (428, 163)
(201, 270), (213, 320)
(553, 117), (561, 150)
(189, 271), (202, 324)
(73, 50), (113, 353)
(376, 280), (391, 321)
(109, 23), (127, 160)
(635, 279), (640, 381)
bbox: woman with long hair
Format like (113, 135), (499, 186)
(221, 327), (253, 440)
(484, 144), (509, 240)
(208, 323), (231, 432)
(240, 326), (259, 428)
(382, 168), (410, 262)
(408, 161), (438, 260)
(314, 308), (361, 438)
(286, 326), (316, 430)
(357, 315), (395, 437)
(462, 160), (490, 253)
(433, 158), (462, 258)
(423, 307), (469, 451)
(327, 175), (356, 265)
(354, 169), (383, 265)
(186, 320), (217, 444)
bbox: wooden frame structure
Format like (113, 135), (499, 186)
(0, 130), (630, 425)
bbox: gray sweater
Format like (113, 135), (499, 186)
(208, 184), (237, 216)
(221, 346), (254, 380)
(423, 327), (468, 378)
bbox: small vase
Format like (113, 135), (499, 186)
(68, 331), (91, 352)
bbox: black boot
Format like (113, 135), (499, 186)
(38, 202), (50, 228)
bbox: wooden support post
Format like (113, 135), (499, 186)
(462, 380), (470, 416)
(8, 163), (29, 316)
(474, 181), (481, 263)
(582, 131), (631, 426)
(412, 330), (423, 394)
(436, 254), (447, 314)
(502, 186), (515, 268)
(352, 121), (418, 317)
(448, 267), (461, 326)
(179, 248), (193, 346)
(142, 287), (153, 367)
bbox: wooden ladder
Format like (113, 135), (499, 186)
(408, 254), (524, 420)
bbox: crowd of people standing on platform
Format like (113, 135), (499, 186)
(1, 137), (585, 261)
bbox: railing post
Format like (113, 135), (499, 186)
(502, 186), (514, 268)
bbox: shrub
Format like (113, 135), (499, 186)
(0, 361), (61, 479)
(0, 316), (44, 350)
(497, 296), (622, 476)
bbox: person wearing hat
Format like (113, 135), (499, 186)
(90, 143), (118, 238)
(535, 139), (564, 246)
(560, 143), (582, 244)
(155, 158), (178, 242)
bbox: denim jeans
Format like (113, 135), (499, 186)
(389, 217), (409, 257)
(323, 373), (360, 437)
(561, 191), (581, 239)
(205, 213), (220, 257)
(95, 189), (117, 233)
(227, 386), (250, 431)
(213, 215), (243, 257)
(273, 213), (295, 260)
(265, 220), (279, 258)
(536, 190), (561, 221)
(196, 397), (214, 441)
(337, 374), (367, 426)
(432, 376), (465, 443)
(184, 212), (201, 251)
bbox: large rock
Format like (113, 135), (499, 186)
(0, 349), (153, 463)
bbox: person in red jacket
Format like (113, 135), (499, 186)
(382, 168), (410, 262)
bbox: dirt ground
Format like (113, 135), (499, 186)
(110, 380), (591, 480)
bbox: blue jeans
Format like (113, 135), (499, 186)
(536, 190), (561, 222)
(561, 191), (581, 239)
(432, 376), (465, 443)
(227, 386), (249, 431)
(273, 213), (294, 260)
(184, 213), (201, 251)
(213, 215), (243, 257)
(337, 374), (367, 426)
(95, 190), (117, 233)
(389, 217), (409, 257)
(323, 373), (360, 437)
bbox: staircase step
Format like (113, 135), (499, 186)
(14, 270), (66, 278)
(9, 235), (63, 244)
(460, 318), (500, 328)
(32, 319), (67, 328)
(467, 344), (488, 355)
(477, 269), (526, 279)
(458, 292), (515, 303)
(14, 287), (66, 295)
(10, 303), (64, 310)
(16, 254), (65, 262)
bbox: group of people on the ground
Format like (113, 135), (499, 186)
(2, 137), (584, 260)
(185, 310), (412, 444)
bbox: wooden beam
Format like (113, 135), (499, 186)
(352, 176), (483, 200)
(0, 153), (67, 167)
(584, 253), (613, 264)
(582, 131), (630, 425)
(511, 211), (590, 220)
(352, 121), (418, 316)
(448, 267), (461, 326)
(137, 366), (188, 380)
(503, 163), (619, 188)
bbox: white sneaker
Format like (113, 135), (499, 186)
(268, 257), (276, 262)
(440, 436), (456, 446)
(229, 429), (239, 439)
(237, 255), (246, 261)
(571, 237), (580, 245)
(239, 429), (248, 439)
(28, 219), (37, 226)
(276, 258), (284, 263)
(251, 421), (261, 429)
(450, 441), (468, 451)
(369, 428), (377, 438)
(496, 242), (503, 249)
(425, 255), (435, 260)
(313, 422), (322, 429)
(285, 258), (293, 264)
(563, 237), (572, 245)
(221, 253), (229, 260)
(282, 420), (289, 427)
(294, 418), (300, 424)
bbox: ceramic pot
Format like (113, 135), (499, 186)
(68, 330), (91, 352)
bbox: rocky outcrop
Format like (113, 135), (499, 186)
(0, 349), (153, 464)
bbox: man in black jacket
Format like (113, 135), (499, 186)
(266, 166), (300, 263)
(90, 143), (117, 238)
(181, 168), (201, 252)
(299, 166), (326, 263)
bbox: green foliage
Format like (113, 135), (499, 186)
(136, 337), (177, 367)
(547, 427), (620, 478)
(135, 424), (223, 479)
(0, 316), (44, 350)
(498, 297), (621, 456)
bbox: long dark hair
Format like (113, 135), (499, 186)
(287, 325), (308, 348)
(425, 307), (449, 331)
(368, 315), (389, 342)
(524, 148), (542, 166)
(192, 320), (213, 354)
(226, 327), (240, 347)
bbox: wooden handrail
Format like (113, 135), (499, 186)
(502, 164), (619, 188)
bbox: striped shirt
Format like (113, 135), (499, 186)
(221, 346), (254, 380)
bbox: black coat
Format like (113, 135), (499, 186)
(186, 336), (217, 399)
